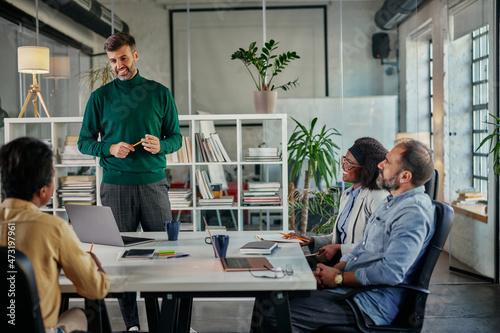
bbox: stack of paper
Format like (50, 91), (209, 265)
(246, 147), (280, 162)
(169, 188), (193, 208)
(243, 182), (281, 206)
(58, 175), (96, 206)
(198, 196), (235, 207)
(453, 188), (487, 206)
(58, 136), (95, 165)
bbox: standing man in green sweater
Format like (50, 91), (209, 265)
(78, 32), (182, 331)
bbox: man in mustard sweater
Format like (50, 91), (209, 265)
(78, 32), (182, 331)
(0, 137), (109, 332)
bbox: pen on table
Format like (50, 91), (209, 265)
(90, 243), (94, 253)
(164, 254), (190, 259)
(132, 140), (142, 147)
(280, 233), (309, 242)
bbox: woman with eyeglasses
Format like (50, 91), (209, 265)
(286, 137), (389, 268)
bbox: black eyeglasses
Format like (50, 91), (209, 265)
(249, 264), (294, 279)
(341, 156), (362, 171)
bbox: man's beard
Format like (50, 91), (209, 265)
(115, 59), (137, 81)
(376, 171), (400, 192)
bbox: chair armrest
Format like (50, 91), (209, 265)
(338, 284), (430, 300)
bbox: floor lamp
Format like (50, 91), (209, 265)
(18, 46), (51, 118)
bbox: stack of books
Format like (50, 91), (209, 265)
(246, 147), (280, 162)
(453, 189), (487, 206)
(195, 132), (231, 162)
(169, 188), (193, 208)
(58, 135), (95, 165)
(243, 181), (281, 205)
(58, 175), (96, 206)
(198, 196), (235, 207)
(166, 136), (192, 164)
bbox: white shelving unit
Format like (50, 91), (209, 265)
(4, 114), (288, 231)
(4, 117), (101, 219)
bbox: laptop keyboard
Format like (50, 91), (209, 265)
(224, 257), (251, 269)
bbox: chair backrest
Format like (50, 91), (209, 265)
(415, 200), (454, 289)
(392, 200), (454, 330)
(424, 169), (439, 200)
(0, 247), (45, 332)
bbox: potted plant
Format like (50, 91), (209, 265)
(288, 117), (341, 234)
(231, 39), (300, 113)
(77, 62), (115, 92)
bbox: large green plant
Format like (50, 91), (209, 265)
(476, 113), (500, 174)
(288, 117), (341, 234)
(230, 39), (300, 91)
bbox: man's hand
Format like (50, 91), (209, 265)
(109, 142), (134, 158)
(316, 244), (341, 262)
(283, 232), (313, 247)
(88, 252), (105, 273)
(314, 264), (340, 289)
(143, 134), (161, 154)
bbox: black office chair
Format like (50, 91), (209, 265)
(424, 169), (439, 200)
(315, 200), (454, 333)
(0, 247), (45, 333)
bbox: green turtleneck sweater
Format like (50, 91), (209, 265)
(78, 71), (182, 185)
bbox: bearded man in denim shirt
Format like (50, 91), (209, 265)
(252, 140), (435, 332)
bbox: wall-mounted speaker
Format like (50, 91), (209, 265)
(372, 33), (390, 59)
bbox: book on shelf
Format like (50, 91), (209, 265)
(194, 132), (231, 163)
(248, 147), (279, 156)
(453, 188), (487, 205)
(198, 196), (235, 207)
(195, 169), (214, 199)
(247, 181), (281, 189)
(166, 136), (192, 164)
(169, 188), (193, 208)
(211, 133), (231, 162)
(59, 175), (96, 206)
(58, 135), (95, 165)
(246, 147), (280, 162)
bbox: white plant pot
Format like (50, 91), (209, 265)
(253, 91), (278, 114)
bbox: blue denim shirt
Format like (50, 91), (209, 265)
(331, 186), (435, 325)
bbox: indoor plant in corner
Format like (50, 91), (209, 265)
(231, 39), (300, 113)
(288, 117), (341, 235)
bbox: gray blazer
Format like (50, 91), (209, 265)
(311, 187), (388, 255)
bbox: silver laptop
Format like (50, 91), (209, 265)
(204, 217), (272, 272)
(65, 204), (155, 247)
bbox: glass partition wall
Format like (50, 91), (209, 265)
(1, 0), (498, 280)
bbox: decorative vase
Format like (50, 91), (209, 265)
(253, 91), (278, 114)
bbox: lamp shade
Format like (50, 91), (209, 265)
(18, 46), (50, 74)
(44, 56), (70, 79)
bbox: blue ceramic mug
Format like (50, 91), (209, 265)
(164, 221), (181, 241)
(205, 234), (230, 258)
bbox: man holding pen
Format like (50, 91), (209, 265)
(78, 32), (182, 331)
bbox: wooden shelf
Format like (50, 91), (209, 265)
(451, 203), (488, 223)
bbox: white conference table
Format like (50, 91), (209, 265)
(60, 230), (317, 333)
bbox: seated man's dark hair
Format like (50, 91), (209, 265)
(0, 137), (53, 201)
(354, 137), (389, 190)
(398, 139), (434, 187)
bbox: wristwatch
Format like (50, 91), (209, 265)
(335, 273), (343, 286)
